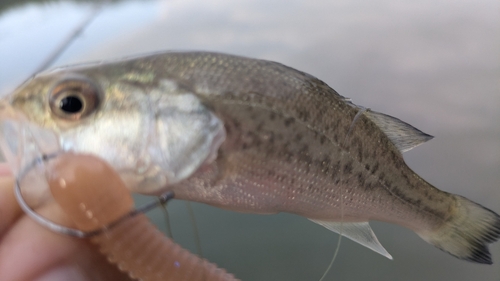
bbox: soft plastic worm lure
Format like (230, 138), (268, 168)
(46, 152), (239, 281)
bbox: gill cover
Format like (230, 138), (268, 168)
(142, 79), (226, 193)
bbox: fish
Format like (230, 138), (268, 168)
(0, 51), (499, 264)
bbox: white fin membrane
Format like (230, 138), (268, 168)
(310, 219), (393, 259)
(365, 110), (433, 153)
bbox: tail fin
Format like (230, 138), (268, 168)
(419, 195), (500, 264)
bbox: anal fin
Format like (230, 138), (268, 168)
(310, 219), (393, 260)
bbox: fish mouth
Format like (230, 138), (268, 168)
(0, 98), (62, 206)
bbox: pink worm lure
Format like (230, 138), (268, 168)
(47, 152), (239, 281)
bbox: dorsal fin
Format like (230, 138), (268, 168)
(310, 219), (393, 259)
(365, 110), (433, 152)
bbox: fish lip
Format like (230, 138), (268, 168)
(0, 97), (63, 207)
(0, 98), (23, 121)
(0, 98), (61, 176)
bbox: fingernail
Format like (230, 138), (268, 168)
(35, 265), (87, 281)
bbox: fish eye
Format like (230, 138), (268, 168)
(60, 96), (83, 113)
(49, 78), (100, 120)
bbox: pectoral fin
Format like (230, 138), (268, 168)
(310, 219), (393, 259)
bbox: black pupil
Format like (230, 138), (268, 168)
(60, 96), (83, 113)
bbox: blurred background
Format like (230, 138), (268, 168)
(0, 0), (499, 280)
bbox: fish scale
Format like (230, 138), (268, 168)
(162, 54), (446, 216)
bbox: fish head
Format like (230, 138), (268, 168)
(0, 61), (226, 196)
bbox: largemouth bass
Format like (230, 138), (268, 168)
(1, 51), (499, 264)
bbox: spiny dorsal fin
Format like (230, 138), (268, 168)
(365, 110), (433, 153)
(310, 219), (393, 259)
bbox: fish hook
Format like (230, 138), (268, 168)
(14, 153), (175, 238)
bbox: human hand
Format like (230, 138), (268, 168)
(0, 163), (133, 281)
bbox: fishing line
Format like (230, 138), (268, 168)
(31, 1), (108, 75)
(318, 106), (369, 281)
(157, 196), (174, 238)
(186, 202), (204, 257)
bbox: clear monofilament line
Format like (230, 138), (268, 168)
(318, 107), (369, 281)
